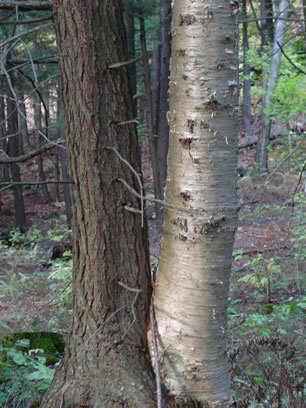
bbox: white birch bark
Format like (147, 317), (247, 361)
(154, 0), (239, 406)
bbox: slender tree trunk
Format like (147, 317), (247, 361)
(303, 0), (306, 52)
(33, 94), (51, 203)
(17, 89), (29, 150)
(256, 0), (289, 172)
(157, 0), (171, 198)
(7, 78), (26, 232)
(40, 1), (155, 406)
(260, 0), (274, 53)
(154, 0), (239, 406)
(139, 13), (163, 220)
(124, 7), (137, 100)
(0, 78), (8, 214)
(152, 45), (161, 138)
(57, 90), (72, 228)
(0, 78), (9, 183)
(242, 0), (252, 135)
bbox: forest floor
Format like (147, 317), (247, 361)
(0, 124), (305, 407)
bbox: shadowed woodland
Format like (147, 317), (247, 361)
(0, 1), (305, 407)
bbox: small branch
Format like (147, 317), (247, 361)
(117, 118), (139, 126)
(117, 280), (142, 294)
(0, 140), (64, 164)
(117, 177), (193, 214)
(250, 141), (303, 203)
(0, 180), (73, 193)
(117, 281), (142, 340)
(0, 1), (53, 11)
(106, 146), (144, 227)
(0, 180), (73, 185)
(109, 58), (138, 69)
(8, 56), (58, 64)
(124, 205), (142, 214)
(0, 15), (52, 25)
(277, 41), (306, 74)
(228, 354), (271, 408)
(0, 22), (53, 48)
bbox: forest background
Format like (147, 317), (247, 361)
(0, 0), (305, 407)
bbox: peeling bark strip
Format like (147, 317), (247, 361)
(154, 0), (238, 406)
(40, 0), (155, 407)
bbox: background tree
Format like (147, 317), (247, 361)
(255, 0), (289, 172)
(154, 0), (239, 405)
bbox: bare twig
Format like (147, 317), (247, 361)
(0, 16), (52, 25)
(117, 177), (193, 214)
(106, 146), (144, 227)
(109, 58), (138, 68)
(277, 41), (306, 74)
(228, 354), (271, 407)
(0, 23), (53, 48)
(250, 141), (303, 203)
(117, 118), (139, 126)
(124, 205), (142, 214)
(0, 180), (73, 193)
(0, 140), (64, 164)
(117, 280), (142, 340)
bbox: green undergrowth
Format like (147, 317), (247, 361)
(0, 195), (305, 407)
(0, 333), (65, 407)
(229, 199), (305, 407)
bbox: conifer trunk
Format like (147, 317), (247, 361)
(40, 1), (155, 406)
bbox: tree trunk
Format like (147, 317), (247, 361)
(256, 0), (289, 172)
(17, 89), (29, 150)
(153, 0), (239, 406)
(57, 90), (72, 228)
(139, 13), (163, 220)
(242, 0), (252, 136)
(33, 94), (52, 203)
(260, 0), (274, 53)
(40, 1), (155, 407)
(157, 0), (171, 198)
(6, 77), (26, 231)
(124, 6), (137, 100)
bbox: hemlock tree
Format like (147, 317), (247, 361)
(40, 1), (156, 407)
(154, 0), (239, 406)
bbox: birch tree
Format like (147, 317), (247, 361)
(154, 0), (239, 406)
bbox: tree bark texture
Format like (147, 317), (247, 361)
(256, 0), (289, 172)
(154, 0), (239, 406)
(157, 0), (171, 198)
(40, 1), (155, 407)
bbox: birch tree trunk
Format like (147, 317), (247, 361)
(256, 0), (289, 172)
(153, 0), (239, 406)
